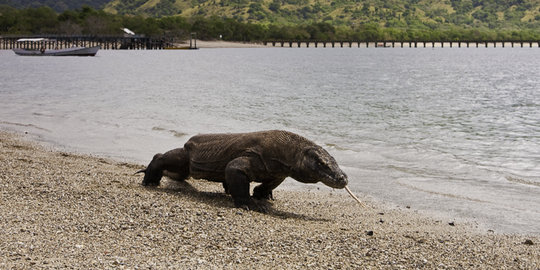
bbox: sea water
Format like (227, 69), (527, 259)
(1, 47), (538, 234)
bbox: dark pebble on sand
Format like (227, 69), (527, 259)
(366, 231), (374, 236)
(523, 239), (534, 245)
(448, 222), (455, 226)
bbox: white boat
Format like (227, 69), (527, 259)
(13, 38), (99, 56)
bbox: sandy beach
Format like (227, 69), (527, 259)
(0, 130), (538, 269)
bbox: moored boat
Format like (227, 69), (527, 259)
(12, 38), (99, 56)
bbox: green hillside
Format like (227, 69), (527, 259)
(1, 0), (539, 41)
(103, 0), (540, 30)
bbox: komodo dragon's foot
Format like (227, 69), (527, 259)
(235, 198), (272, 213)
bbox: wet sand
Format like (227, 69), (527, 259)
(0, 131), (538, 269)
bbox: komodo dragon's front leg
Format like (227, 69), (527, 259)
(225, 157), (270, 212)
(253, 178), (285, 201)
(138, 148), (190, 186)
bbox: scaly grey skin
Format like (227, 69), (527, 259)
(137, 130), (348, 212)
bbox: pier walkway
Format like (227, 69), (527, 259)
(263, 40), (540, 48)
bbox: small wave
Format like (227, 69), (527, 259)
(32, 112), (55, 117)
(511, 102), (538, 108)
(397, 181), (490, 203)
(152, 126), (188, 138)
(152, 126), (166, 131)
(171, 130), (188, 138)
(0, 121), (51, 132)
(324, 143), (350, 151)
(506, 176), (540, 187)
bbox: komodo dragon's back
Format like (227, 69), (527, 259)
(184, 130), (312, 178)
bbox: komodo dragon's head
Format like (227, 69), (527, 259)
(136, 153), (163, 186)
(297, 146), (348, 189)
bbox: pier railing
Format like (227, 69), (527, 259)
(263, 40), (540, 48)
(0, 35), (168, 50)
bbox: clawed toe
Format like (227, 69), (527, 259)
(252, 199), (272, 213)
(235, 199), (271, 213)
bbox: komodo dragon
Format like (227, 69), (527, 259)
(137, 130), (364, 212)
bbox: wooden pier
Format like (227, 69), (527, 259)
(3, 36), (539, 50)
(263, 40), (540, 48)
(0, 35), (167, 50)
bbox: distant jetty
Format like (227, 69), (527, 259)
(263, 40), (540, 48)
(1, 35), (539, 50)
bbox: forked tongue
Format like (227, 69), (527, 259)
(344, 186), (366, 207)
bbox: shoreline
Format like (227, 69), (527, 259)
(1, 130), (538, 268)
(174, 40), (270, 48)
